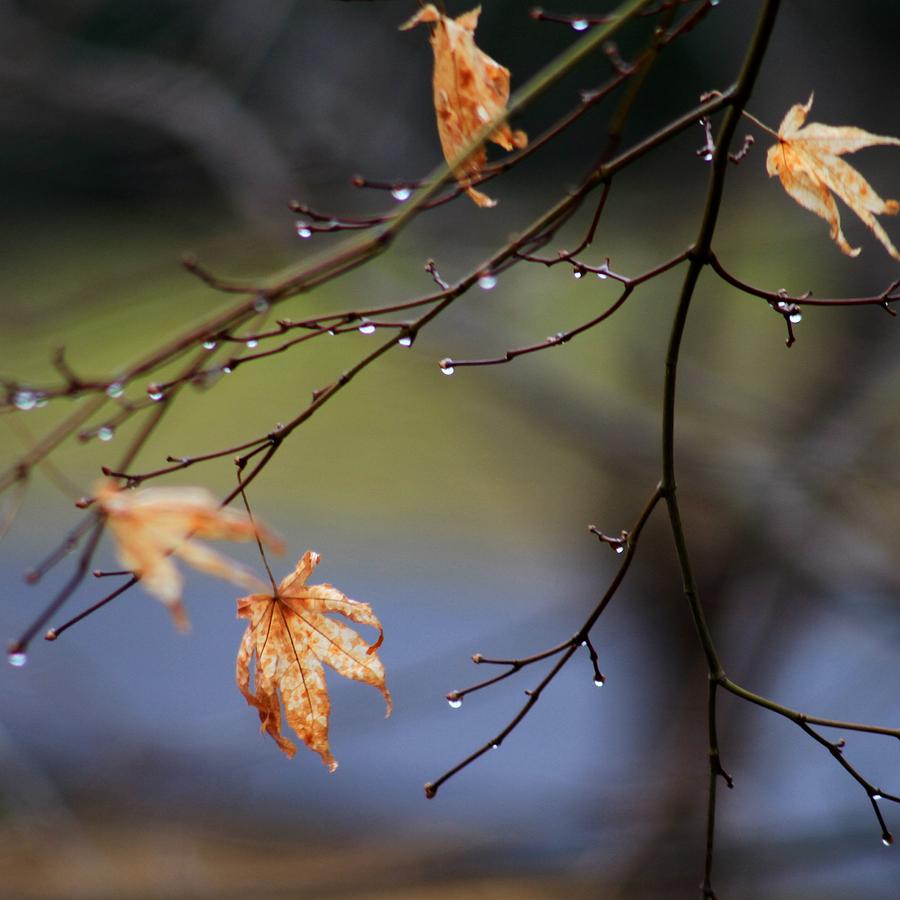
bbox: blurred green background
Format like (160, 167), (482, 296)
(1, 1), (899, 897)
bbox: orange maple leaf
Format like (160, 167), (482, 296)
(96, 479), (284, 630)
(766, 94), (900, 259)
(400, 3), (527, 208)
(236, 551), (391, 770)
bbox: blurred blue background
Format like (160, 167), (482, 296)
(1, 1), (899, 897)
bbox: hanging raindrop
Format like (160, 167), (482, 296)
(593, 676), (606, 687)
(398, 335), (413, 347)
(97, 426), (115, 442)
(202, 339), (217, 351)
(246, 339), (258, 349)
(253, 296), (269, 313)
(571, 19), (589, 31)
(615, 545), (625, 554)
(478, 273), (497, 291)
(440, 361), (455, 376)
(391, 186), (412, 202)
(147, 384), (165, 401)
(789, 311), (803, 324)
(448, 695), (463, 709)
(358, 322), (377, 335)
(13, 390), (37, 411)
(106, 382), (124, 399)
(8, 652), (26, 667)
(295, 221), (312, 239)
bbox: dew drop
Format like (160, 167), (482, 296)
(571, 18), (589, 31)
(253, 296), (269, 313)
(358, 322), (376, 335)
(13, 390), (37, 411)
(703, 151), (714, 162)
(883, 834), (894, 847)
(593, 677), (606, 687)
(327, 329), (337, 336)
(491, 742), (500, 750)
(398, 335), (413, 347)
(245, 339), (258, 349)
(147, 384), (165, 401)
(573, 270), (583, 279)
(873, 793), (883, 801)
(106, 382), (124, 399)
(97, 426), (114, 442)
(202, 339), (217, 351)
(8, 652), (26, 667)
(448, 695), (463, 709)
(710, 0), (720, 6)
(440, 362), (455, 376)
(478, 273), (497, 291)
(391, 186), (412, 202)
(597, 271), (608, 280)
(789, 312), (803, 324)
(222, 365), (233, 375)
(580, 640), (588, 647)
(615, 545), (625, 555)
(295, 221), (312, 239)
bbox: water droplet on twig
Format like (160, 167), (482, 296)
(391, 186), (412, 202)
(571, 19), (589, 31)
(97, 426), (115, 442)
(295, 221), (312, 239)
(13, 391), (37, 411)
(478, 273), (497, 291)
(106, 382), (124, 399)
(8, 652), (26, 667)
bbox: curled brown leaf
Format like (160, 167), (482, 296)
(766, 94), (900, 259)
(401, 4), (527, 207)
(236, 551), (391, 769)
(96, 479), (284, 630)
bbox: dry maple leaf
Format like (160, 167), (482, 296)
(236, 550), (391, 770)
(400, 3), (527, 208)
(766, 94), (900, 259)
(96, 479), (284, 630)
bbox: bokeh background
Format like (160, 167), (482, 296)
(2, 1), (899, 897)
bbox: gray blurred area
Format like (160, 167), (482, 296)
(1, 1), (899, 897)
